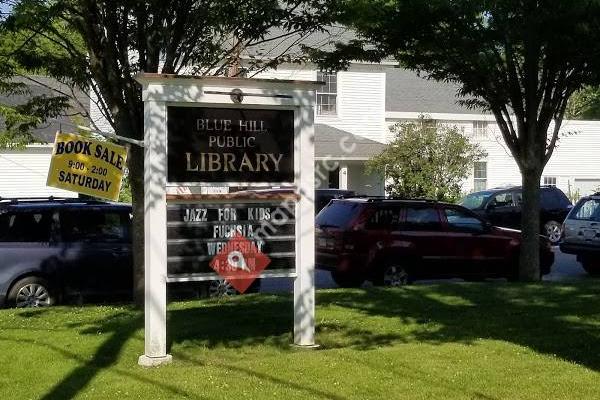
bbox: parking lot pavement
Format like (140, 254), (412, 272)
(259, 269), (337, 294)
(543, 247), (588, 281)
(259, 248), (588, 294)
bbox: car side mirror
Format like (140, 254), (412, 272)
(486, 202), (496, 211)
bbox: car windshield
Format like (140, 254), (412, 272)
(459, 191), (493, 209)
(316, 201), (362, 228)
(569, 198), (600, 221)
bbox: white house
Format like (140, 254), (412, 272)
(384, 68), (600, 198)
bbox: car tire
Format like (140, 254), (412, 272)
(379, 264), (411, 287)
(331, 271), (364, 288)
(543, 220), (562, 244)
(8, 277), (55, 308)
(581, 258), (600, 277)
(207, 279), (240, 298)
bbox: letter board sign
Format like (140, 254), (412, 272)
(167, 201), (295, 277)
(167, 107), (294, 183)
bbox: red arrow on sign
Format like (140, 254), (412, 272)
(209, 232), (271, 293)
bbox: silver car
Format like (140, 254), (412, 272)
(560, 193), (600, 276)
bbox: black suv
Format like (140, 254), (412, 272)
(0, 197), (133, 307)
(460, 186), (572, 244)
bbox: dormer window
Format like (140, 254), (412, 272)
(316, 72), (337, 115)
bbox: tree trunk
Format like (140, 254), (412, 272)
(113, 110), (144, 308)
(129, 143), (145, 307)
(519, 167), (543, 281)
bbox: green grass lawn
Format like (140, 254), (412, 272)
(1, 282), (600, 399)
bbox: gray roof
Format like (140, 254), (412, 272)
(315, 124), (386, 158)
(386, 68), (484, 114)
(0, 76), (89, 143)
(244, 26), (355, 60)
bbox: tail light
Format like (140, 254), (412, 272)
(316, 231), (353, 251)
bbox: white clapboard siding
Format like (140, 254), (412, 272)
(386, 115), (600, 198)
(324, 71), (386, 143)
(0, 146), (76, 198)
(257, 67), (388, 143)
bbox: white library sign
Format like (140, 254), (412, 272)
(135, 74), (320, 366)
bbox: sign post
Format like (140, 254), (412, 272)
(135, 74), (321, 366)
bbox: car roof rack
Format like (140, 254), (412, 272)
(487, 185), (557, 191)
(363, 196), (440, 203)
(0, 196), (107, 205)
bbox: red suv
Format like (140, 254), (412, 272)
(316, 198), (554, 287)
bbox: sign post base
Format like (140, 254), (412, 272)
(138, 354), (173, 367)
(291, 343), (320, 350)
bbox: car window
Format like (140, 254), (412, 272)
(514, 191), (523, 205)
(570, 199), (600, 221)
(0, 211), (54, 242)
(316, 201), (362, 228)
(367, 206), (402, 229)
(444, 208), (486, 233)
(541, 189), (563, 209)
(459, 191), (493, 209)
(404, 207), (441, 230)
(490, 192), (513, 207)
(553, 189), (571, 207)
(61, 210), (130, 242)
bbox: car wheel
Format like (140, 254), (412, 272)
(544, 220), (562, 244)
(208, 279), (239, 298)
(382, 265), (411, 287)
(331, 271), (364, 288)
(581, 258), (600, 277)
(8, 277), (55, 308)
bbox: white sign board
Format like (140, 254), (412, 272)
(135, 74), (319, 366)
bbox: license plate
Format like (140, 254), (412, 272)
(583, 229), (597, 240)
(318, 238), (327, 247)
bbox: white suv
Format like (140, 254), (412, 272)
(560, 193), (600, 276)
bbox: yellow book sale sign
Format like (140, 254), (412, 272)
(47, 132), (128, 201)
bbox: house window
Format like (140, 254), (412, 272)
(543, 176), (557, 187)
(328, 166), (340, 188)
(421, 118), (438, 129)
(473, 121), (488, 138)
(473, 161), (487, 191)
(317, 71), (337, 115)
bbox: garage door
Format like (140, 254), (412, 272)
(574, 179), (600, 196)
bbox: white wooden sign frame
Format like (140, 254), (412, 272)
(135, 74), (320, 366)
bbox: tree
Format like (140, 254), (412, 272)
(2, 0), (326, 304)
(566, 86), (600, 120)
(312, 0), (600, 280)
(0, 4), (89, 148)
(367, 118), (485, 202)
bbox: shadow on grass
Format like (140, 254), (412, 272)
(167, 294), (294, 350)
(316, 282), (600, 370)
(9, 281), (600, 399)
(169, 282), (600, 371)
(159, 283), (600, 371)
(37, 311), (143, 400)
